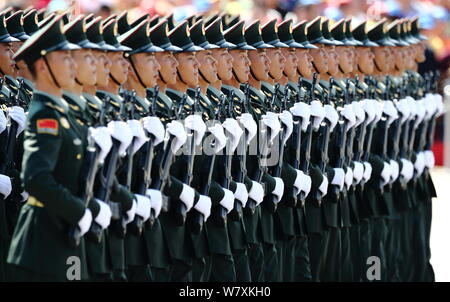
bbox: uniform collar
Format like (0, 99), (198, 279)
(222, 84), (246, 100)
(166, 88), (194, 105)
(34, 89), (69, 113)
(134, 94), (150, 112)
(63, 90), (87, 111)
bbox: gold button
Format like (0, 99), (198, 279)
(76, 154), (82, 160)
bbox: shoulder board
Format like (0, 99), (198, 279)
(69, 103), (80, 112)
(209, 94), (219, 103)
(44, 102), (65, 114)
(87, 101), (99, 110)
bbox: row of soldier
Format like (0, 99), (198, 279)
(0, 7), (444, 282)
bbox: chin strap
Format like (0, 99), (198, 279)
(109, 72), (122, 86)
(43, 55), (61, 88)
(176, 69), (188, 85)
(129, 57), (148, 89)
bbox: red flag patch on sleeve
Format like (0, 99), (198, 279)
(37, 119), (59, 135)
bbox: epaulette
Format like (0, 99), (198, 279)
(44, 101), (65, 114)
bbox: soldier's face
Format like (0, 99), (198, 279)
(46, 50), (77, 89)
(325, 45), (338, 76)
(335, 46), (353, 74)
(295, 48), (313, 79)
(372, 46), (391, 73)
(11, 41), (22, 54)
(108, 51), (129, 85)
(130, 52), (161, 88)
(196, 50), (218, 84)
(155, 51), (178, 85)
(211, 48), (233, 81)
(248, 49), (270, 82)
(393, 47), (405, 70)
(414, 42), (426, 63)
(93, 50), (111, 87)
(355, 47), (374, 74)
(229, 50), (250, 83)
(175, 52), (200, 87)
(266, 48), (286, 80)
(309, 45), (328, 74)
(0, 42), (16, 75)
(281, 48), (298, 78)
(72, 49), (97, 87)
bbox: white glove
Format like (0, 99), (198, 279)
(352, 161), (364, 184)
(293, 169), (312, 196)
(272, 177), (284, 203)
(237, 113), (257, 144)
(134, 194), (151, 222)
(383, 101), (398, 125)
(381, 162), (391, 186)
(279, 110), (294, 144)
(396, 98), (411, 124)
(310, 100), (325, 130)
(184, 114), (207, 146)
(93, 199), (112, 229)
(0, 109), (7, 134)
(179, 184), (195, 211)
(400, 158), (414, 182)
(361, 99), (375, 124)
(424, 150), (435, 169)
(208, 123), (227, 153)
(194, 195), (212, 221)
(331, 168), (345, 191)
(89, 126), (112, 164)
(407, 96), (417, 120)
(389, 159), (399, 183)
(261, 112), (281, 142)
(107, 121), (133, 157)
(414, 152), (426, 176)
(318, 174), (328, 197)
(124, 199), (137, 224)
(0, 174), (12, 198)
(127, 120), (148, 154)
(434, 93), (444, 117)
(248, 181), (264, 206)
(302, 173), (312, 197)
(146, 188), (163, 218)
(342, 104), (356, 129)
(234, 182), (248, 207)
(352, 102), (366, 127)
(219, 188), (235, 213)
(222, 118), (243, 153)
(166, 120), (187, 153)
(20, 191), (29, 203)
(415, 101), (426, 128)
(345, 167), (353, 190)
(8, 106), (26, 137)
(290, 102), (310, 131)
(142, 116), (165, 146)
(363, 162), (372, 182)
(324, 104), (339, 131)
(424, 94), (436, 120)
(77, 209), (93, 237)
(372, 99), (384, 123)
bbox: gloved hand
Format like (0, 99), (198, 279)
(194, 195), (212, 221)
(8, 106), (26, 137)
(179, 184), (195, 211)
(134, 194), (152, 222)
(219, 188), (235, 213)
(414, 101), (426, 128)
(342, 104), (356, 129)
(400, 158), (414, 182)
(352, 101), (366, 127)
(310, 100), (325, 130)
(248, 181), (264, 206)
(222, 118), (243, 153)
(124, 199), (137, 224)
(107, 120), (133, 157)
(0, 174), (12, 199)
(396, 98), (411, 124)
(318, 174), (328, 197)
(142, 116), (165, 146)
(294, 169), (312, 196)
(345, 167), (353, 190)
(380, 162), (391, 186)
(383, 101), (398, 125)
(77, 209), (93, 237)
(272, 177), (284, 203)
(146, 188), (163, 218)
(434, 93), (444, 117)
(363, 162), (372, 182)
(279, 110), (293, 144)
(414, 152), (426, 176)
(237, 113), (257, 144)
(261, 112), (281, 142)
(389, 160), (399, 183)
(331, 167), (345, 191)
(407, 96), (417, 121)
(20, 191), (29, 203)
(93, 199), (112, 229)
(290, 102), (310, 131)
(234, 182), (249, 207)
(0, 109), (7, 134)
(424, 150), (435, 169)
(166, 120), (187, 153)
(373, 99), (384, 123)
(361, 99), (376, 125)
(89, 126), (112, 164)
(324, 104), (339, 131)
(184, 114), (207, 146)
(352, 161), (364, 184)
(424, 94), (436, 120)
(208, 123), (227, 153)
(127, 119), (148, 154)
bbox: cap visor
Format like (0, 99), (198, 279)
(13, 33), (30, 41)
(253, 40), (274, 49)
(137, 44), (165, 53)
(216, 41), (236, 49)
(0, 35), (20, 43)
(363, 40), (379, 47)
(302, 42), (318, 49)
(317, 38), (335, 45)
(237, 44), (256, 51)
(377, 39), (396, 47)
(116, 45), (132, 52)
(59, 42), (82, 51)
(272, 41), (289, 48)
(286, 41), (305, 48)
(184, 45), (204, 52)
(79, 40), (102, 50)
(199, 42), (219, 50)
